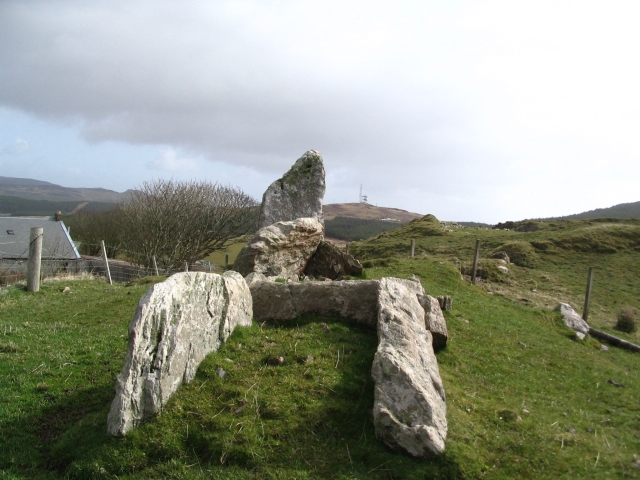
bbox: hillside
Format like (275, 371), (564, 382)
(0, 176), (130, 203)
(349, 214), (640, 332)
(323, 202), (423, 222)
(550, 200), (640, 220)
(0, 195), (117, 217)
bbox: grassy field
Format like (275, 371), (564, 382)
(1, 216), (640, 478)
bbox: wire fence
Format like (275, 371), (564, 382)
(0, 239), (226, 287)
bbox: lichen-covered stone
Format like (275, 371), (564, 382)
(304, 240), (363, 280)
(106, 271), (252, 436)
(259, 150), (326, 228)
(249, 279), (380, 327)
(555, 302), (589, 340)
(372, 278), (448, 457)
(233, 217), (324, 278)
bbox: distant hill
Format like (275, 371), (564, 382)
(0, 176), (131, 203)
(322, 203), (423, 242)
(323, 203), (422, 222)
(549, 200), (640, 220)
(0, 195), (117, 217)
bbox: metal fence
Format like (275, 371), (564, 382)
(0, 256), (224, 287)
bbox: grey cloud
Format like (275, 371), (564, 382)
(2, 1), (637, 222)
(0, 1), (469, 173)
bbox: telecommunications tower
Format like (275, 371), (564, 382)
(359, 184), (368, 204)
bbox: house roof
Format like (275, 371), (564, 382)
(0, 217), (81, 260)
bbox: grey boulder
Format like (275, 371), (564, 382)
(233, 217), (324, 278)
(304, 240), (363, 280)
(372, 278), (448, 457)
(555, 302), (589, 340)
(107, 271), (252, 436)
(259, 150), (326, 228)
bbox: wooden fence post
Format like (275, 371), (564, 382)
(184, 261), (189, 272)
(471, 240), (481, 284)
(152, 256), (159, 276)
(100, 240), (112, 285)
(27, 227), (43, 292)
(410, 239), (415, 258)
(225, 254), (229, 267)
(582, 266), (595, 322)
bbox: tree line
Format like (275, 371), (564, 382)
(324, 216), (404, 242)
(65, 180), (259, 270)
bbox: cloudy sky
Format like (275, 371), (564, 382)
(1, 1), (639, 223)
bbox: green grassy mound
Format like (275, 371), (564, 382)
(1, 255), (640, 478)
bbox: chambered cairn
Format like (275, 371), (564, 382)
(108, 149), (449, 459)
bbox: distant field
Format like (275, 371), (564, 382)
(205, 239), (248, 266)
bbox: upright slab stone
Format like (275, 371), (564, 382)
(372, 278), (448, 457)
(107, 271), (252, 436)
(259, 150), (326, 228)
(233, 217), (324, 278)
(417, 294), (449, 351)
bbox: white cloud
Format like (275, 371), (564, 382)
(147, 147), (199, 172)
(0, 137), (29, 155)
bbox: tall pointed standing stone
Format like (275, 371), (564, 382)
(259, 150), (326, 228)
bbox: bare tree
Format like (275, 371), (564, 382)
(64, 207), (124, 257)
(119, 180), (258, 270)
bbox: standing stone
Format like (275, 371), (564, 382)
(304, 240), (363, 280)
(233, 217), (324, 278)
(259, 150), (326, 228)
(372, 278), (448, 457)
(555, 302), (590, 340)
(417, 294), (449, 351)
(107, 271), (252, 436)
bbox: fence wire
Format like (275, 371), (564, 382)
(0, 253), (225, 287)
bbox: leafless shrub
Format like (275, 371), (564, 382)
(119, 180), (258, 270)
(616, 307), (637, 333)
(65, 207), (124, 257)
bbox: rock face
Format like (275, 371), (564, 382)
(259, 150), (326, 228)
(555, 303), (589, 340)
(304, 240), (363, 280)
(250, 279), (381, 327)
(233, 217), (324, 278)
(107, 271), (252, 436)
(417, 294), (448, 351)
(372, 278), (448, 457)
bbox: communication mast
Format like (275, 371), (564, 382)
(359, 184), (368, 204)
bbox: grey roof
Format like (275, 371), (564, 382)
(0, 217), (81, 260)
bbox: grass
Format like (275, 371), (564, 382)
(349, 217), (640, 336)
(1, 215), (640, 478)
(206, 239), (249, 267)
